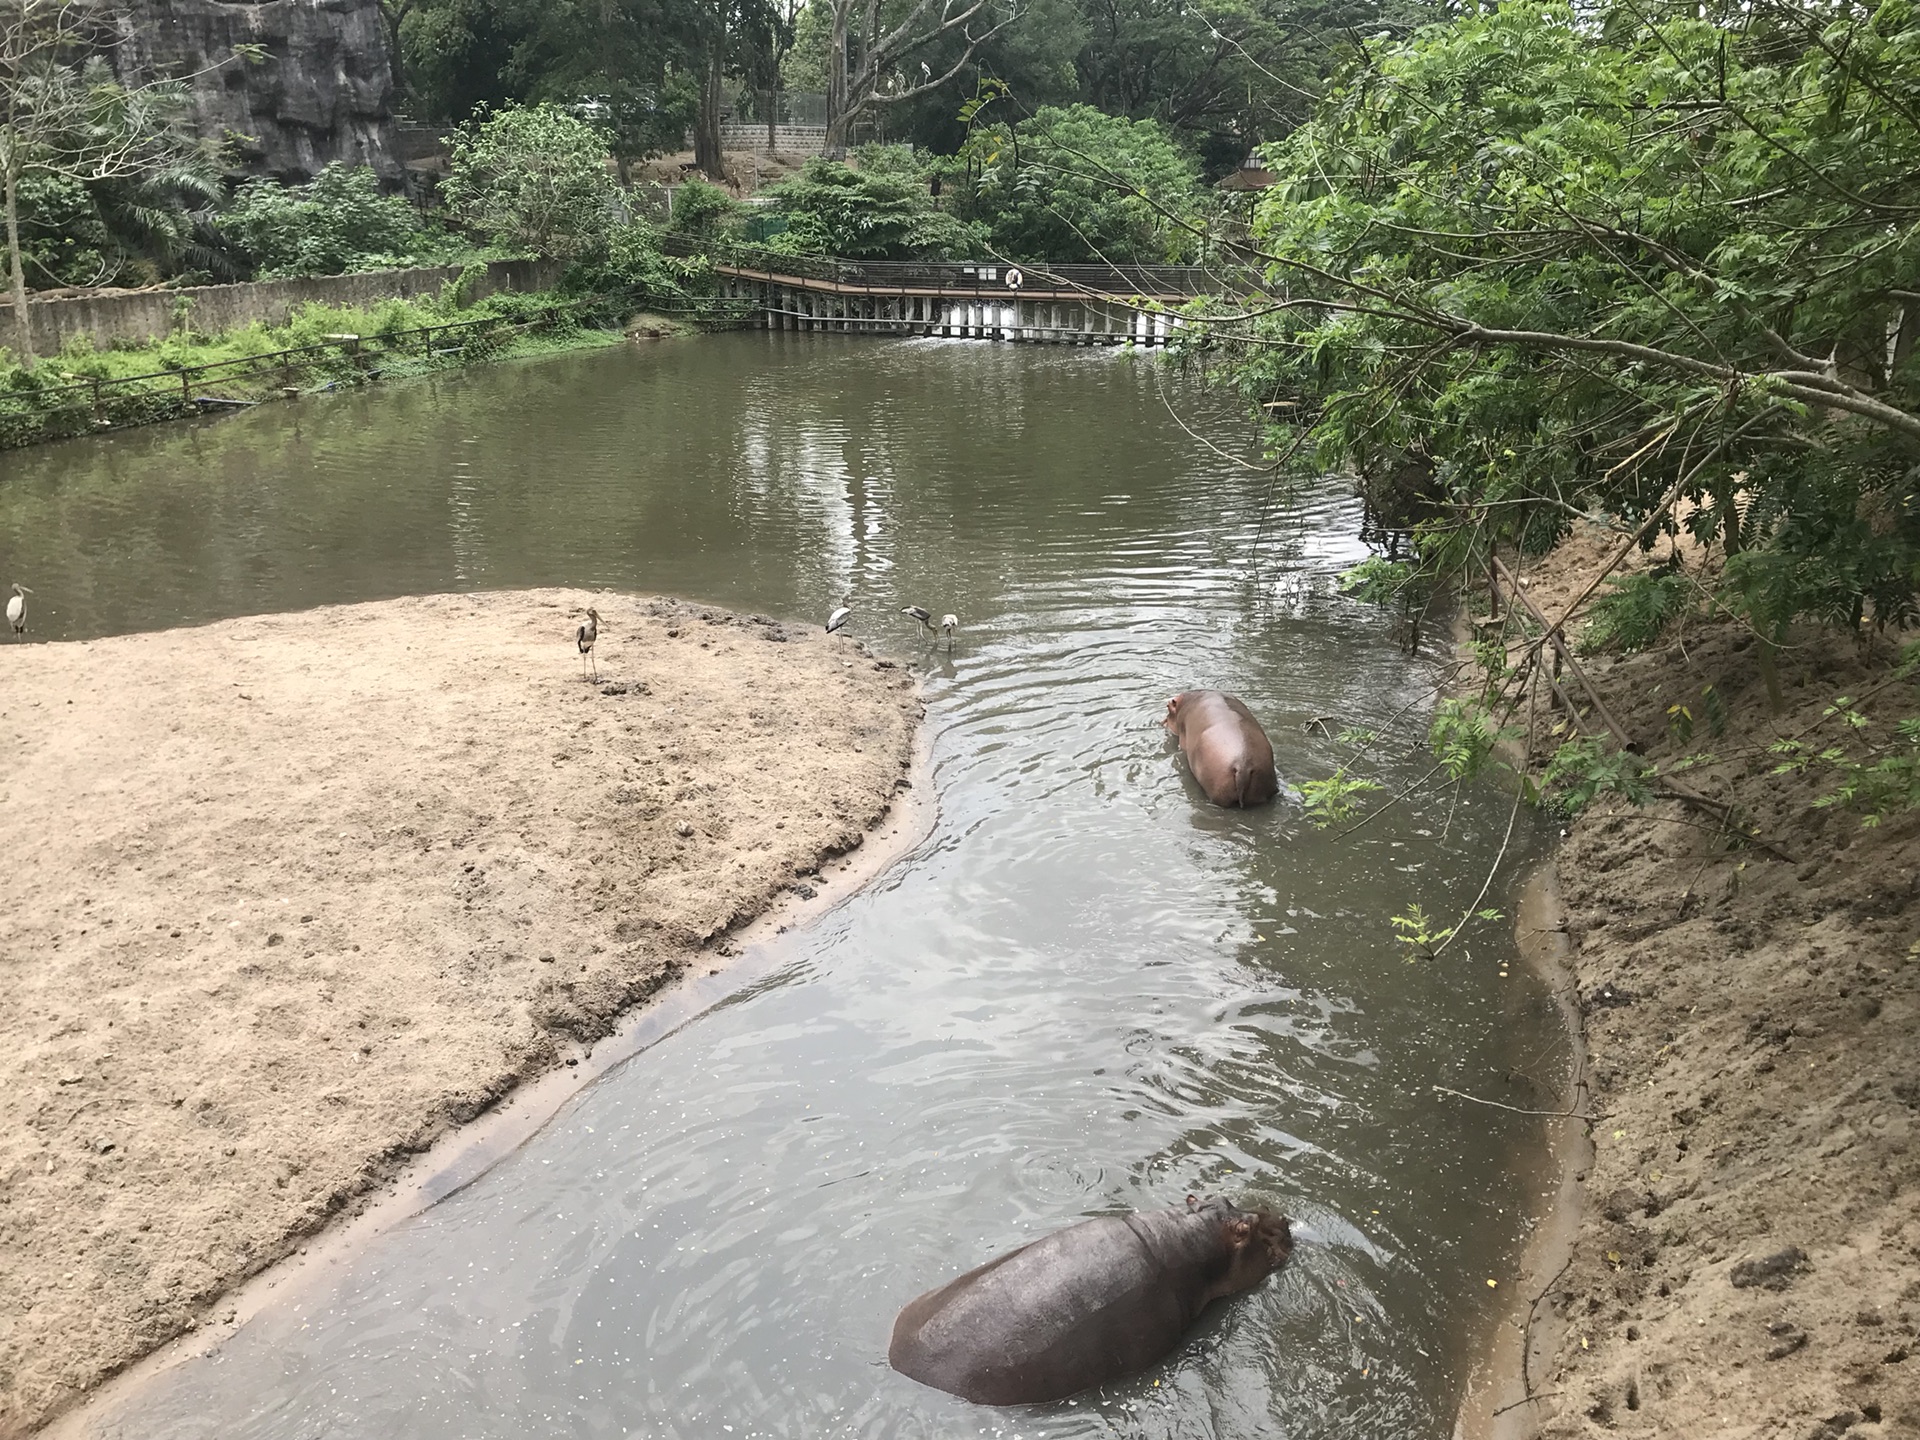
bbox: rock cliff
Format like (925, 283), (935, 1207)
(111, 0), (400, 182)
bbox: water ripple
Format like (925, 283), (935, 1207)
(2, 336), (1564, 1440)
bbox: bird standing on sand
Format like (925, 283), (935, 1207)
(7, 584), (30, 638)
(577, 606), (600, 680)
(827, 601), (852, 634)
(940, 613), (959, 650)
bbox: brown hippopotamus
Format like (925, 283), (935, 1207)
(888, 1195), (1294, 1405)
(1163, 690), (1280, 807)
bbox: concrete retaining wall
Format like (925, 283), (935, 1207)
(716, 123), (829, 155)
(6, 258), (566, 357)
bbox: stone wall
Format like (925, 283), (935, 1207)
(109, 0), (399, 182)
(8, 259), (565, 356)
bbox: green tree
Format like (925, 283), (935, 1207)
(760, 149), (984, 257)
(442, 102), (617, 259)
(1216, 0), (1920, 680)
(0, 0), (219, 364)
(960, 102), (1206, 262)
(223, 163), (434, 278)
(819, 0), (1019, 157)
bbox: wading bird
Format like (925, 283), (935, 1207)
(826, 601), (852, 634)
(577, 607), (600, 680)
(901, 604), (934, 636)
(7, 584), (29, 638)
(940, 613), (959, 650)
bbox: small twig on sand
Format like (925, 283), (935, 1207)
(1494, 1391), (1563, 1418)
(1431, 1085), (1590, 1120)
(1522, 1256), (1578, 1398)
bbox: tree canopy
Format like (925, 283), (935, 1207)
(959, 102), (1206, 262)
(442, 102), (618, 258)
(1209, 0), (1920, 672)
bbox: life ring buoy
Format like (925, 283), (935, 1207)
(1004, 267), (1024, 291)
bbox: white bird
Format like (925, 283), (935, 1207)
(7, 584), (29, 638)
(901, 604), (934, 635)
(939, 612), (959, 649)
(576, 606), (600, 681)
(826, 601), (852, 634)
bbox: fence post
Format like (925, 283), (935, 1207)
(180, 371), (191, 411)
(91, 377), (102, 428)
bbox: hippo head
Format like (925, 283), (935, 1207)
(1164, 694), (1184, 728)
(1187, 1193), (1294, 1296)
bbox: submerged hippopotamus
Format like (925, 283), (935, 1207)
(888, 1195), (1294, 1405)
(1164, 690), (1280, 808)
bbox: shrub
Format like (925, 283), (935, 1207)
(1579, 572), (1691, 654)
(759, 154), (984, 260)
(443, 103), (618, 260)
(223, 165), (435, 278)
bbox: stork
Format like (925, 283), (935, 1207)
(6, 584), (29, 638)
(826, 601), (852, 634)
(576, 606), (600, 680)
(901, 604), (934, 637)
(939, 613), (959, 650)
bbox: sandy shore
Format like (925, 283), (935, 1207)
(1468, 529), (1920, 1438)
(0, 590), (920, 1437)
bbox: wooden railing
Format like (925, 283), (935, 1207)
(665, 237), (1222, 299)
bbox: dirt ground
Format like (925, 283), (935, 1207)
(0, 589), (919, 1438)
(1482, 527), (1920, 1439)
(632, 148), (812, 197)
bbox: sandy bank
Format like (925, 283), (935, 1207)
(1472, 529), (1920, 1438)
(0, 590), (920, 1437)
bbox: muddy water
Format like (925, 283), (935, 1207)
(1, 335), (1564, 1438)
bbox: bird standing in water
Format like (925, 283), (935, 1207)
(7, 584), (30, 638)
(901, 605), (934, 636)
(577, 607), (600, 680)
(826, 601), (852, 634)
(939, 613), (959, 650)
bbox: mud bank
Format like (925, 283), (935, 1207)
(0, 590), (920, 1437)
(1478, 529), (1920, 1439)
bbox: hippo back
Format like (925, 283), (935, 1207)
(889, 1214), (1195, 1404)
(1168, 691), (1280, 808)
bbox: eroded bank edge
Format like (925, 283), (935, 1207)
(36, 708), (938, 1440)
(1453, 863), (1593, 1440)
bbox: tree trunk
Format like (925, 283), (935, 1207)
(694, 52), (726, 181)
(4, 165), (33, 369)
(1714, 474), (1783, 713)
(766, 86), (777, 154)
(824, 0), (851, 159)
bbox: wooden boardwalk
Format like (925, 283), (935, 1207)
(714, 256), (1209, 346)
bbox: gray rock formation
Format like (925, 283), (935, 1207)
(110, 0), (400, 183)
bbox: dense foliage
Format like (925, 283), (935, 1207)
(957, 103), (1208, 263)
(758, 147), (982, 259)
(442, 103), (619, 258)
(1214, 0), (1920, 658)
(224, 164), (442, 277)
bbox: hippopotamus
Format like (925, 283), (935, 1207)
(888, 1195), (1294, 1405)
(1163, 690), (1280, 808)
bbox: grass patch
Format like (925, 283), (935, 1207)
(0, 286), (619, 450)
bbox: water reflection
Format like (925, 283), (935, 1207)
(0, 335), (1563, 1439)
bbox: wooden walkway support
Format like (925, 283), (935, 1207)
(713, 257), (1204, 347)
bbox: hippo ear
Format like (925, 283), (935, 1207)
(1186, 1193), (1200, 1211)
(1227, 1215), (1255, 1245)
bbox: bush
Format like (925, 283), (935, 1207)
(959, 105), (1208, 263)
(759, 155), (984, 260)
(443, 103), (618, 260)
(223, 165), (437, 278)
(666, 179), (737, 237)
(1579, 572), (1691, 654)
